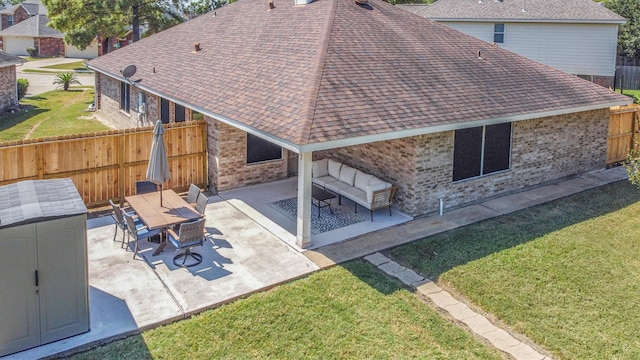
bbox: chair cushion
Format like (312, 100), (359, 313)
(328, 159), (342, 179)
(340, 186), (368, 207)
(354, 170), (373, 191)
(312, 159), (329, 178)
(339, 165), (357, 186)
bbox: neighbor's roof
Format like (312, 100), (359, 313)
(0, 14), (62, 38)
(0, 0), (45, 16)
(88, 0), (629, 151)
(0, 50), (23, 68)
(398, 0), (626, 23)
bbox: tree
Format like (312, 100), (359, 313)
(53, 72), (81, 91)
(42, 0), (186, 52)
(602, 0), (640, 62)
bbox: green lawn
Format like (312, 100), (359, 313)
(0, 88), (108, 142)
(22, 60), (93, 74)
(388, 180), (640, 359)
(71, 262), (503, 359)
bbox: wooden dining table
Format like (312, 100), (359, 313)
(125, 189), (203, 256)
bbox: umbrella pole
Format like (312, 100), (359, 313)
(160, 184), (163, 207)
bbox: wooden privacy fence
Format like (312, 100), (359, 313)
(0, 120), (208, 207)
(608, 104), (640, 166)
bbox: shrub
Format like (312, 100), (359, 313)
(26, 47), (38, 57)
(17, 78), (29, 99)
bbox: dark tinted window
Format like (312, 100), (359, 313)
(247, 134), (282, 164)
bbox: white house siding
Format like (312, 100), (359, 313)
(441, 21), (619, 77)
(3, 36), (33, 56)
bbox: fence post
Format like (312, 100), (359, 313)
(37, 143), (44, 179)
(118, 134), (125, 205)
(201, 122), (209, 191)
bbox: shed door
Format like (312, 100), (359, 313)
(36, 216), (89, 344)
(0, 224), (40, 357)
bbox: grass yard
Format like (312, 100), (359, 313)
(0, 88), (108, 141)
(388, 180), (640, 359)
(70, 262), (503, 359)
(22, 60), (92, 74)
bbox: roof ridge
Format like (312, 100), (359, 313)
(298, 0), (338, 145)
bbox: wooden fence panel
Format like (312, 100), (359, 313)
(0, 121), (207, 207)
(608, 105), (640, 165)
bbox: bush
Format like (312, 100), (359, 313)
(17, 78), (29, 99)
(26, 47), (38, 57)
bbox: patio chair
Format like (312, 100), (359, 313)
(109, 199), (143, 246)
(167, 218), (206, 267)
(184, 183), (201, 205)
(124, 212), (162, 259)
(135, 180), (157, 194)
(195, 192), (208, 214)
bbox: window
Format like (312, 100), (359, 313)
(120, 82), (130, 113)
(160, 98), (169, 123)
(7, 15), (13, 27)
(453, 123), (511, 181)
(246, 133), (282, 164)
(493, 23), (505, 44)
(175, 104), (186, 122)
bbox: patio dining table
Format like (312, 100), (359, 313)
(125, 189), (203, 256)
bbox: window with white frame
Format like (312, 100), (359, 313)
(7, 15), (14, 27)
(493, 23), (505, 44)
(453, 123), (512, 181)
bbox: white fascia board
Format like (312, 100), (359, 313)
(89, 68), (630, 155)
(297, 100), (631, 152)
(433, 18), (626, 25)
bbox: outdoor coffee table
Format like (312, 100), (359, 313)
(312, 185), (336, 218)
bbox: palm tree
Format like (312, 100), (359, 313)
(53, 72), (82, 91)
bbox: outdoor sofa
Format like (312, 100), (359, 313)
(312, 158), (396, 220)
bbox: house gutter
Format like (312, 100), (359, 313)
(431, 18), (626, 25)
(88, 67), (631, 154)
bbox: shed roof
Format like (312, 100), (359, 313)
(88, 0), (630, 151)
(0, 179), (87, 229)
(398, 0), (625, 23)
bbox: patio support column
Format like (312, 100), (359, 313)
(296, 151), (312, 248)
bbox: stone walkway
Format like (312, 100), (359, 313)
(364, 252), (552, 360)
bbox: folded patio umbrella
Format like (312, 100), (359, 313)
(146, 120), (171, 206)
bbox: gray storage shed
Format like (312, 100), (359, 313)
(0, 179), (89, 357)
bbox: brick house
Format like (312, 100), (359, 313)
(398, 0), (626, 88)
(87, 0), (630, 248)
(0, 50), (23, 112)
(0, 0), (98, 58)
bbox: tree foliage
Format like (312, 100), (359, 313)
(53, 72), (82, 91)
(602, 0), (640, 60)
(42, 0), (186, 51)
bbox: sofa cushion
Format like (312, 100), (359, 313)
(313, 175), (339, 188)
(312, 159), (329, 178)
(325, 180), (354, 195)
(339, 165), (357, 186)
(328, 159), (342, 179)
(340, 186), (368, 208)
(366, 182), (391, 204)
(354, 170), (373, 191)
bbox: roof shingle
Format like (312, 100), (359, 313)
(88, 0), (629, 147)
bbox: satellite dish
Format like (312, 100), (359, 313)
(121, 64), (137, 79)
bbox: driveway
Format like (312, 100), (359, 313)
(16, 57), (95, 96)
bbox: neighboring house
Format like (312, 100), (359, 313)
(0, 0), (98, 58)
(87, 0), (630, 248)
(0, 50), (23, 112)
(398, 0), (626, 88)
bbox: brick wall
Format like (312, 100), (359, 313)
(35, 37), (64, 57)
(316, 109), (609, 217)
(207, 118), (288, 192)
(13, 6), (28, 24)
(0, 65), (16, 111)
(96, 74), (136, 128)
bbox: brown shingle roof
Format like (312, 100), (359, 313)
(398, 0), (625, 23)
(88, 0), (629, 148)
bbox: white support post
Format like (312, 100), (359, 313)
(296, 152), (312, 248)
